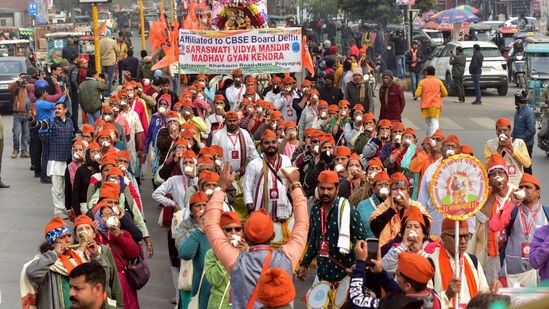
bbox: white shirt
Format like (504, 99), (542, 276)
(211, 127), (259, 173)
(274, 91), (299, 122)
(225, 84), (246, 110)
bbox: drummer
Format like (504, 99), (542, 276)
(297, 170), (367, 303)
(348, 240), (441, 309)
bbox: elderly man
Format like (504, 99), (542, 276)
(484, 117), (531, 187)
(345, 68), (374, 113)
(204, 163), (309, 308)
(489, 173), (549, 287)
(370, 172), (432, 246)
(430, 219), (491, 308)
(408, 130), (445, 193)
(378, 70), (406, 122)
(274, 76), (299, 123)
(297, 170), (366, 286)
(243, 129), (293, 249)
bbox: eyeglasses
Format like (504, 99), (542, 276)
(443, 233), (472, 241)
(223, 226), (242, 233)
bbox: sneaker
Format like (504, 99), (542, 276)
(0, 181), (9, 188)
(11, 150), (19, 158)
(40, 177), (52, 184)
(20, 151), (30, 158)
(471, 101), (482, 105)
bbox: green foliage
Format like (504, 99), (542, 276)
(304, 0), (341, 19)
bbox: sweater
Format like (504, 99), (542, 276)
(204, 249), (231, 309)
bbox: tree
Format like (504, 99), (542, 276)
(339, 0), (436, 25)
(305, 0), (341, 20)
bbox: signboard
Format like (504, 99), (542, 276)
(178, 28), (302, 74)
(429, 154), (489, 220)
(28, 2), (38, 16)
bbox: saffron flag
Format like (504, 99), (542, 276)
(95, 21), (107, 39)
(302, 36), (314, 77)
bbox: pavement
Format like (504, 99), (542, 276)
(1, 82), (548, 308)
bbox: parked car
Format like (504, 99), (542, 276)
(504, 17), (539, 31)
(0, 57), (31, 114)
(429, 41), (508, 96)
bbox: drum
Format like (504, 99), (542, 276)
(334, 277), (350, 308)
(305, 281), (330, 309)
(272, 216), (295, 245)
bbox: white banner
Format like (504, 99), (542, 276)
(178, 28), (302, 74)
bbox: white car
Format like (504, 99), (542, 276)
(504, 17), (539, 31)
(429, 41), (508, 96)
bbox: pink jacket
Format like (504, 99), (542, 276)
(204, 189), (309, 275)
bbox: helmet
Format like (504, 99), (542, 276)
(35, 79), (48, 89)
(514, 90), (527, 103)
(515, 39), (523, 45)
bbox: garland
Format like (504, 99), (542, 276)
(214, 3), (266, 30)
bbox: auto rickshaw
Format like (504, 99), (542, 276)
(525, 41), (549, 129)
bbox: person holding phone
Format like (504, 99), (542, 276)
(348, 240), (441, 309)
(370, 172), (432, 246)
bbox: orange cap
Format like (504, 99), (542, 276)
(318, 170), (339, 184)
(98, 182), (120, 200)
(245, 210), (274, 244)
(220, 211), (241, 228)
(496, 118), (511, 127)
(334, 146), (351, 157)
(398, 252), (434, 284)
(190, 191), (208, 205)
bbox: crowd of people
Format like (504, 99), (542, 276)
(2, 20), (544, 309)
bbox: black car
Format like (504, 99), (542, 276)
(0, 57), (30, 114)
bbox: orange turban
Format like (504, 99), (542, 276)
(363, 113), (375, 121)
(398, 252), (435, 284)
(257, 267), (295, 307)
(403, 206), (425, 227)
(87, 141), (100, 150)
(100, 156), (118, 168)
(245, 209), (274, 244)
(166, 111), (180, 122)
(214, 94), (225, 102)
(99, 182), (120, 200)
(190, 191), (208, 205)
(457, 145), (474, 156)
(107, 167), (124, 177)
(372, 171), (390, 184)
(443, 135), (460, 146)
(496, 118), (512, 127)
(225, 111), (239, 119)
(283, 76), (294, 84)
(318, 100), (329, 109)
(432, 129), (446, 140)
(390, 172), (408, 187)
(182, 150), (197, 159)
(270, 111), (282, 120)
(378, 119), (391, 127)
(210, 145), (223, 156)
(367, 157), (384, 169)
(233, 69), (243, 76)
(353, 104), (365, 112)
(117, 150), (130, 160)
(199, 147), (215, 157)
(73, 139), (86, 149)
(520, 173), (541, 189)
(338, 100), (350, 107)
(391, 122), (405, 130)
(197, 157), (214, 165)
(334, 146), (351, 157)
(319, 133), (335, 146)
(81, 124), (94, 133)
(301, 79), (312, 86)
(403, 128), (416, 137)
(318, 170), (339, 184)
(220, 211), (241, 228)
(91, 199), (110, 216)
(261, 129), (277, 140)
(94, 119), (105, 127)
(96, 129), (111, 139)
(285, 121), (297, 129)
(304, 128), (316, 137)
(74, 215), (94, 228)
(44, 216), (70, 244)
(349, 153), (362, 166)
(102, 105), (112, 112)
(441, 218), (468, 232)
(199, 170), (220, 183)
(328, 104), (339, 112)
(486, 154), (507, 173)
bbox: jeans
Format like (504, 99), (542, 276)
(471, 73), (481, 102)
(12, 113), (29, 152)
(395, 55), (405, 78)
(103, 65), (115, 96)
(410, 71), (421, 96)
(453, 75), (465, 102)
(39, 132), (49, 179)
(86, 110), (102, 126)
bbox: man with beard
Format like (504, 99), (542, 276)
(297, 170), (366, 298)
(68, 261), (108, 309)
(274, 76), (299, 123)
(319, 73), (343, 105)
(243, 129), (293, 249)
(211, 111), (258, 176)
(303, 133), (336, 197)
(378, 70), (405, 122)
(225, 69), (246, 110)
(357, 171), (391, 238)
(408, 130), (445, 192)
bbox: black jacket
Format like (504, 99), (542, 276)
(470, 50), (484, 74)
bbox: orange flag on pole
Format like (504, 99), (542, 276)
(302, 36), (314, 77)
(95, 21), (107, 39)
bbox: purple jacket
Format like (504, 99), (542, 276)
(530, 224), (549, 280)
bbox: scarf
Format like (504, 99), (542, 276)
(439, 248), (478, 305)
(50, 250), (85, 276)
(337, 198), (351, 254)
(411, 49), (418, 67)
(21, 256), (39, 309)
(382, 82), (393, 106)
(487, 187), (514, 256)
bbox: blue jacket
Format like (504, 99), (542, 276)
(512, 105), (536, 147)
(47, 117), (74, 162)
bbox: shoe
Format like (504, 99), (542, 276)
(0, 182), (9, 188)
(20, 151), (30, 158)
(471, 101), (482, 105)
(30, 165), (35, 171)
(34, 173), (40, 178)
(11, 150), (19, 158)
(413, 96), (418, 101)
(171, 297), (177, 304)
(40, 178), (52, 184)
(453, 100), (464, 103)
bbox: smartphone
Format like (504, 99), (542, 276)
(365, 238), (379, 266)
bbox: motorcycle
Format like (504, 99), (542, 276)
(512, 53), (527, 88)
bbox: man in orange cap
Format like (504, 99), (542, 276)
(418, 134), (464, 237)
(370, 172), (432, 246)
(431, 218), (490, 307)
(100, 105), (126, 149)
(253, 110), (282, 141)
(243, 129), (293, 249)
(225, 69), (245, 110)
(263, 75), (283, 104)
(484, 117), (531, 187)
(204, 162), (308, 308)
(206, 94), (227, 138)
(274, 76), (299, 122)
(342, 104), (367, 151)
(379, 121), (406, 174)
(409, 129), (445, 193)
(211, 108), (259, 176)
(489, 173), (549, 287)
(298, 170), (366, 288)
(362, 119), (392, 160)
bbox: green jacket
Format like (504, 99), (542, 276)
(450, 53), (466, 78)
(204, 249), (231, 309)
(79, 78), (107, 113)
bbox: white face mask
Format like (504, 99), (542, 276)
(341, 111), (347, 116)
(499, 134), (507, 141)
(394, 134), (402, 143)
(382, 132), (389, 139)
(234, 77), (241, 82)
(184, 166), (194, 173)
(158, 106), (167, 114)
(230, 234), (241, 247)
(379, 187), (389, 197)
(73, 152), (81, 160)
(103, 115), (112, 122)
(205, 189), (214, 196)
(320, 111), (327, 118)
(494, 175), (504, 184)
(335, 164), (345, 172)
(313, 145), (320, 153)
(118, 164), (127, 172)
(184, 111), (191, 116)
(197, 94), (204, 100)
(446, 149), (455, 157)
(355, 115), (362, 122)
(215, 159), (223, 166)
(272, 123), (277, 130)
(216, 105), (224, 110)
(404, 138), (412, 145)
(93, 153), (101, 161)
(112, 107), (119, 112)
(257, 107), (263, 113)
(127, 93), (134, 98)
(101, 141), (110, 148)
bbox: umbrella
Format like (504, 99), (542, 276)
(421, 20), (453, 31)
(454, 4), (480, 14)
(433, 8), (480, 24)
